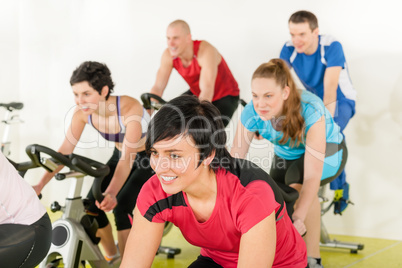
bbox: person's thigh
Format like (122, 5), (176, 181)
(187, 255), (223, 268)
(0, 224), (36, 267)
(85, 149), (119, 228)
(334, 100), (354, 132)
(21, 213), (52, 268)
(269, 155), (289, 185)
(212, 95), (240, 127)
(0, 213), (51, 268)
(270, 155), (303, 218)
(114, 152), (154, 230)
(321, 140), (348, 186)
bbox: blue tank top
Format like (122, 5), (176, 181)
(88, 96), (150, 143)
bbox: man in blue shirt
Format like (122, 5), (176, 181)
(280, 10), (356, 215)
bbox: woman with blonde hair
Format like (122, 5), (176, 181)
(231, 58), (347, 268)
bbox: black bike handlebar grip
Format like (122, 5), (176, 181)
(68, 153), (105, 170)
(25, 144), (73, 172)
(92, 174), (105, 203)
(239, 99), (248, 107)
(55, 173), (66, 181)
(0, 102), (24, 111)
(140, 93), (167, 109)
(70, 156), (109, 178)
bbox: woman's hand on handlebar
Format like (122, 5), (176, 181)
(96, 192), (117, 212)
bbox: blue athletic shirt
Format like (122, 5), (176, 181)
(241, 90), (343, 160)
(280, 35), (356, 109)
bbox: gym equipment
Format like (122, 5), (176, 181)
(0, 101), (36, 177)
(0, 102), (24, 156)
(319, 186), (364, 253)
(141, 93), (166, 111)
(23, 143), (118, 268)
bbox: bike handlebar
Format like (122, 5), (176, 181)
(141, 93), (167, 110)
(0, 102), (24, 111)
(71, 156), (109, 202)
(25, 144), (73, 172)
(25, 144), (109, 202)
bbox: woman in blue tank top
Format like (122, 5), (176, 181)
(230, 59), (347, 266)
(32, 61), (153, 262)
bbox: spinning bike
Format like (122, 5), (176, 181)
(0, 101), (24, 157)
(319, 187), (364, 253)
(22, 143), (118, 268)
(0, 101), (35, 177)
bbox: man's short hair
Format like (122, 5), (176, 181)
(289, 10), (318, 31)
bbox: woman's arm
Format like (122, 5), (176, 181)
(292, 115), (326, 223)
(98, 97), (145, 211)
(120, 206), (165, 267)
(33, 108), (86, 195)
(238, 212), (276, 268)
(230, 121), (255, 159)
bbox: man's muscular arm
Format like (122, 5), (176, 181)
(323, 66), (342, 117)
(150, 49), (173, 97)
(197, 41), (221, 102)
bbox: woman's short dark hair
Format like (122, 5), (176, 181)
(145, 95), (234, 172)
(70, 61), (115, 100)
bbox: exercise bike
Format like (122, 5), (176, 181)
(0, 101), (24, 157)
(22, 143), (118, 268)
(0, 101), (37, 177)
(319, 186), (364, 253)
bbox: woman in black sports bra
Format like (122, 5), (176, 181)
(33, 61), (154, 261)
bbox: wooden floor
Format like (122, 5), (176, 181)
(46, 211), (402, 268)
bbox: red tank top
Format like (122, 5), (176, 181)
(172, 40), (239, 101)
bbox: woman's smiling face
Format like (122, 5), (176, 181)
(150, 135), (210, 195)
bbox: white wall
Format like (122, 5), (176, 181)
(1, 0), (401, 240)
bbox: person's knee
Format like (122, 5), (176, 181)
(87, 211), (109, 229)
(113, 208), (133, 231)
(212, 96), (239, 126)
(334, 101), (354, 131)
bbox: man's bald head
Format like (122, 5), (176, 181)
(168, 20), (191, 35)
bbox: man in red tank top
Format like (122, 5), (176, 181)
(149, 20), (240, 126)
